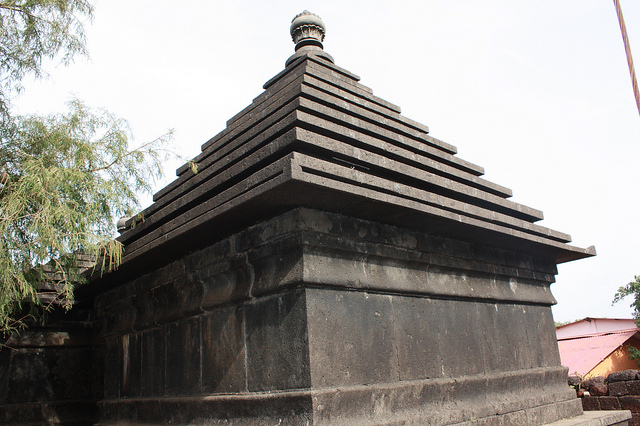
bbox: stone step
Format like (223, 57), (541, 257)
(544, 410), (632, 425)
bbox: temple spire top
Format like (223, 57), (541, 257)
(290, 10), (326, 48)
(286, 10), (333, 66)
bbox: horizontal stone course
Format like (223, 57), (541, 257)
(628, 381), (640, 395)
(612, 381), (631, 397)
(292, 122), (506, 198)
(94, 208), (562, 337)
(96, 368), (580, 425)
(601, 396), (623, 410)
(107, 54), (593, 289)
(620, 396), (640, 412)
(578, 370), (640, 425)
(583, 396), (601, 411)
(90, 207), (577, 424)
(610, 371), (640, 382)
(105, 153), (592, 287)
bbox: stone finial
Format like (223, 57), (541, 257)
(290, 10), (326, 49)
(286, 11), (333, 66)
(117, 215), (131, 234)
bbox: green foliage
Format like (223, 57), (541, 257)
(627, 345), (640, 368)
(0, 1), (176, 333)
(0, 0), (93, 118)
(0, 99), (172, 331)
(612, 275), (640, 328)
(612, 276), (640, 366)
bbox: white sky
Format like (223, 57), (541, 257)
(13, 0), (640, 323)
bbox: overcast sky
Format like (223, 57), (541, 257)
(13, 0), (640, 323)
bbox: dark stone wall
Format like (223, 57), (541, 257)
(579, 370), (640, 426)
(90, 207), (580, 424)
(305, 288), (560, 387)
(100, 287), (310, 399)
(0, 317), (100, 425)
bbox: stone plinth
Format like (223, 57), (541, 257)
(94, 208), (580, 424)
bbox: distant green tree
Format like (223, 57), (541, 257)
(0, 1), (174, 333)
(612, 275), (640, 327)
(612, 275), (640, 367)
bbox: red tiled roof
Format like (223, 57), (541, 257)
(557, 329), (638, 376)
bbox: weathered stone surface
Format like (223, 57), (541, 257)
(166, 317), (201, 396)
(627, 380), (640, 395)
(591, 382), (610, 396)
(98, 392), (314, 425)
(99, 297), (137, 336)
(556, 398), (586, 420)
(103, 336), (123, 399)
(244, 289), (311, 392)
(600, 396), (623, 410)
(1, 400), (98, 425)
(139, 328), (166, 396)
(526, 402), (563, 425)
(609, 370), (640, 382)
(132, 288), (156, 330)
(151, 276), (203, 324)
(121, 332), (141, 398)
(81, 207), (590, 424)
(620, 395), (640, 412)
(198, 256), (254, 310)
(306, 288), (400, 387)
(584, 375), (606, 390)
(546, 411), (631, 425)
(308, 366), (580, 425)
(95, 208), (564, 321)
(201, 306), (246, 393)
(1, 346), (93, 403)
(0, 318), (99, 425)
(248, 244), (303, 296)
(2, 208), (589, 426)
(611, 381), (630, 397)
(582, 396), (601, 411)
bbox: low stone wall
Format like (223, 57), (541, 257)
(575, 369), (640, 425)
(0, 308), (100, 425)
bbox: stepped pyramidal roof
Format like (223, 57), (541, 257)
(116, 10), (595, 276)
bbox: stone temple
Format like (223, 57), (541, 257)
(0, 11), (632, 425)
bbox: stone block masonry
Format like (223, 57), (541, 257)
(94, 208), (582, 424)
(0, 307), (100, 424)
(575, 370), (640, 425)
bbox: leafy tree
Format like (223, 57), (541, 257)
(1, 101), (171, 331)
(0, 1), (173, 333)
(612, 276), (640, 367)
(612, 275), (640, 327)
(0, 0), (93, 119)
